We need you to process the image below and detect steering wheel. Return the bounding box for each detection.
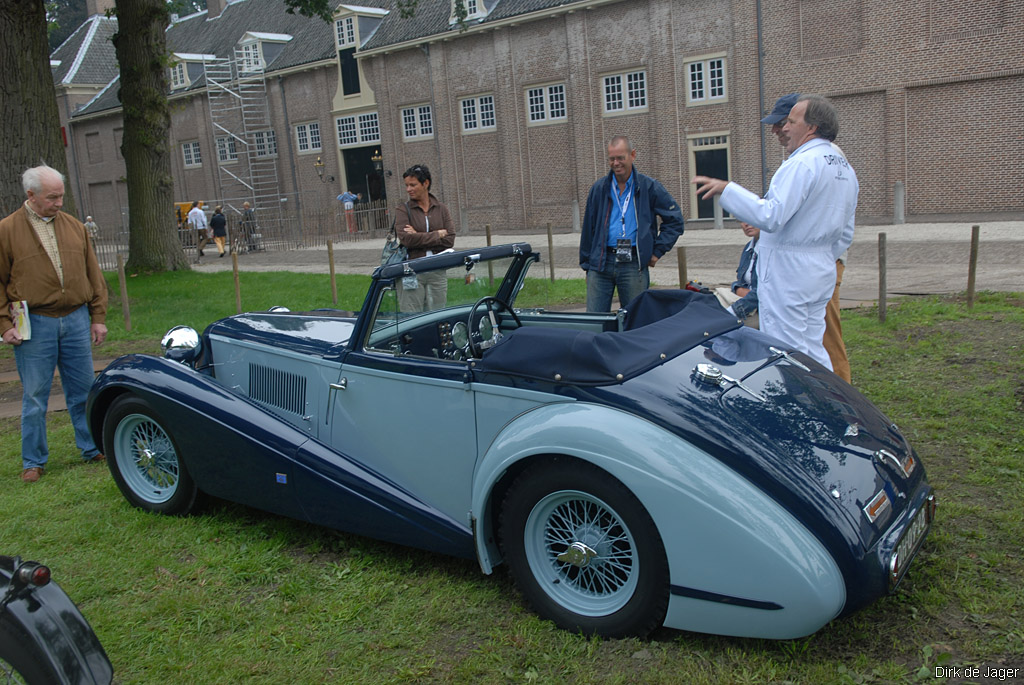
[467,296,521,358]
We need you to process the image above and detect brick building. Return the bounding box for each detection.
[54,0,1024,239]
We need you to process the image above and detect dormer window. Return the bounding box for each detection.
[170,62,187,89]
[236,33,293,73]
[451,0,487,24]
[336,16,356,48]
[240,42,262,72]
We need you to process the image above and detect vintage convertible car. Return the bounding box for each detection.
[86,243,933,639]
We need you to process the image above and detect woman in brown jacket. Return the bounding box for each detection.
[394,165,455,312]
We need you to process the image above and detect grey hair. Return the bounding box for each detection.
[797,94,839,142]
[23,165,65,194]
[607,135,634,152]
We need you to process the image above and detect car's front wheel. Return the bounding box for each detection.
[500,459,669,637]
[103,394,199,515]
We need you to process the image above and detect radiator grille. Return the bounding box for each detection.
[248,363,306,415]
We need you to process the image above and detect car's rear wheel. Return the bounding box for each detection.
[500,459,669,637]
[103,394,199,515]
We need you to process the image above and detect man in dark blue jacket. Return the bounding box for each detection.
[579,136,684,312]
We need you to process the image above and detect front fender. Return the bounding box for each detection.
[471,402,847,639]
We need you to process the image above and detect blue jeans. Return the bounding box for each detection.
[14,306,100,469]
[585,254,650,312]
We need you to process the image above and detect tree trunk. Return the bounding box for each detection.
[0,0,78,218]
[113,0,189,271]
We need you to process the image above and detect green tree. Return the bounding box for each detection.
[46,0,87,52]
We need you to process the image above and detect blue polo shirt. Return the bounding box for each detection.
[607,170,638,247]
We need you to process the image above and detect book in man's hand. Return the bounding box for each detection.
[9,301,31,340]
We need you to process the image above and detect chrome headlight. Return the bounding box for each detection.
[161,325,200,364]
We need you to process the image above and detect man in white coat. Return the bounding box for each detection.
[692,95,858,370]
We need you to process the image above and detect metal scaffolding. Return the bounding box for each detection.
[204,49,285,248]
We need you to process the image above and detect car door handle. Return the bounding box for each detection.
[330,378,347,391]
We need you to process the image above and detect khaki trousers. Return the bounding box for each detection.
[823,260,851,382]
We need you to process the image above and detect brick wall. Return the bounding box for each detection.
[64,0,1023,238]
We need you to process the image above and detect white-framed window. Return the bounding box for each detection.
[240,42,262,72]
[336,112,380,148]
[335,16,356,48]
[253,129,277,157]
[216,136,238,163]
[526,84,566,123]
[460,95,495,132]
[603,70,647,114]
[182,141,202,168]
[295,122,322,153]
[451,0,486,23]
[170,62,187,89]
[358,112,380,142]
[401,105,434,140]
[687,57,727,104]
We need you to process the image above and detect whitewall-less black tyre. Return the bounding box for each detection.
[103,395,199,515]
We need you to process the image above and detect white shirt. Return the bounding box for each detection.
[188,206,208,230]
[720,137,857,259]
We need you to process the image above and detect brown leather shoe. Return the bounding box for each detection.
[86,453,106,463]
[21,467,44,483]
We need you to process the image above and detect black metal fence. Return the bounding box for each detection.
[91,197,392,271]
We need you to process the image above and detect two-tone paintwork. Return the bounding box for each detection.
[86,243,932,639]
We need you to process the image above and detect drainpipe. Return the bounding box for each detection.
[420,44,445,202]
[278,76,301,220]
[756,0,767,194]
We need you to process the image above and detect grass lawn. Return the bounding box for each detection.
[1,273,1021,684]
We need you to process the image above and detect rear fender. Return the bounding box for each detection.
[1,558,113,684]
[471,402,846,638]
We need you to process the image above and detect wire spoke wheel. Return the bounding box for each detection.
[526,490,639,615]
[114,413,180,503]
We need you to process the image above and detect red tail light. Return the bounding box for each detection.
[15,563,51,587]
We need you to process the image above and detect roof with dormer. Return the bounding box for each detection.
[50,14,119,87]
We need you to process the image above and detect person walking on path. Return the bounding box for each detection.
[694,95,858,370]
[0,165,108,483]
[210,206,227,257]
[188,200,210,260]
[579,135,684,312]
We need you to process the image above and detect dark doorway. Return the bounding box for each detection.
[694,148,728,219]
[341,146,387,202]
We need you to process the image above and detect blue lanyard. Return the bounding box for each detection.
[611,174,633,236]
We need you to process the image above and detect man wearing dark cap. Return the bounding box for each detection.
[760,93,852,382]
[693,95,858,372]
[760,92,800,147]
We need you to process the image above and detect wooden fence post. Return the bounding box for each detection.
[547,223,555,282]
[485,224,494,285]
[967,225,980,310]
[233,252,242,314]
[116,254,131,332]
[327,240,338,305]
[878,232,887,323]
[676,246,687,288]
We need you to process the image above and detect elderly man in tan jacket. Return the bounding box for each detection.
[0,165,108,482]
